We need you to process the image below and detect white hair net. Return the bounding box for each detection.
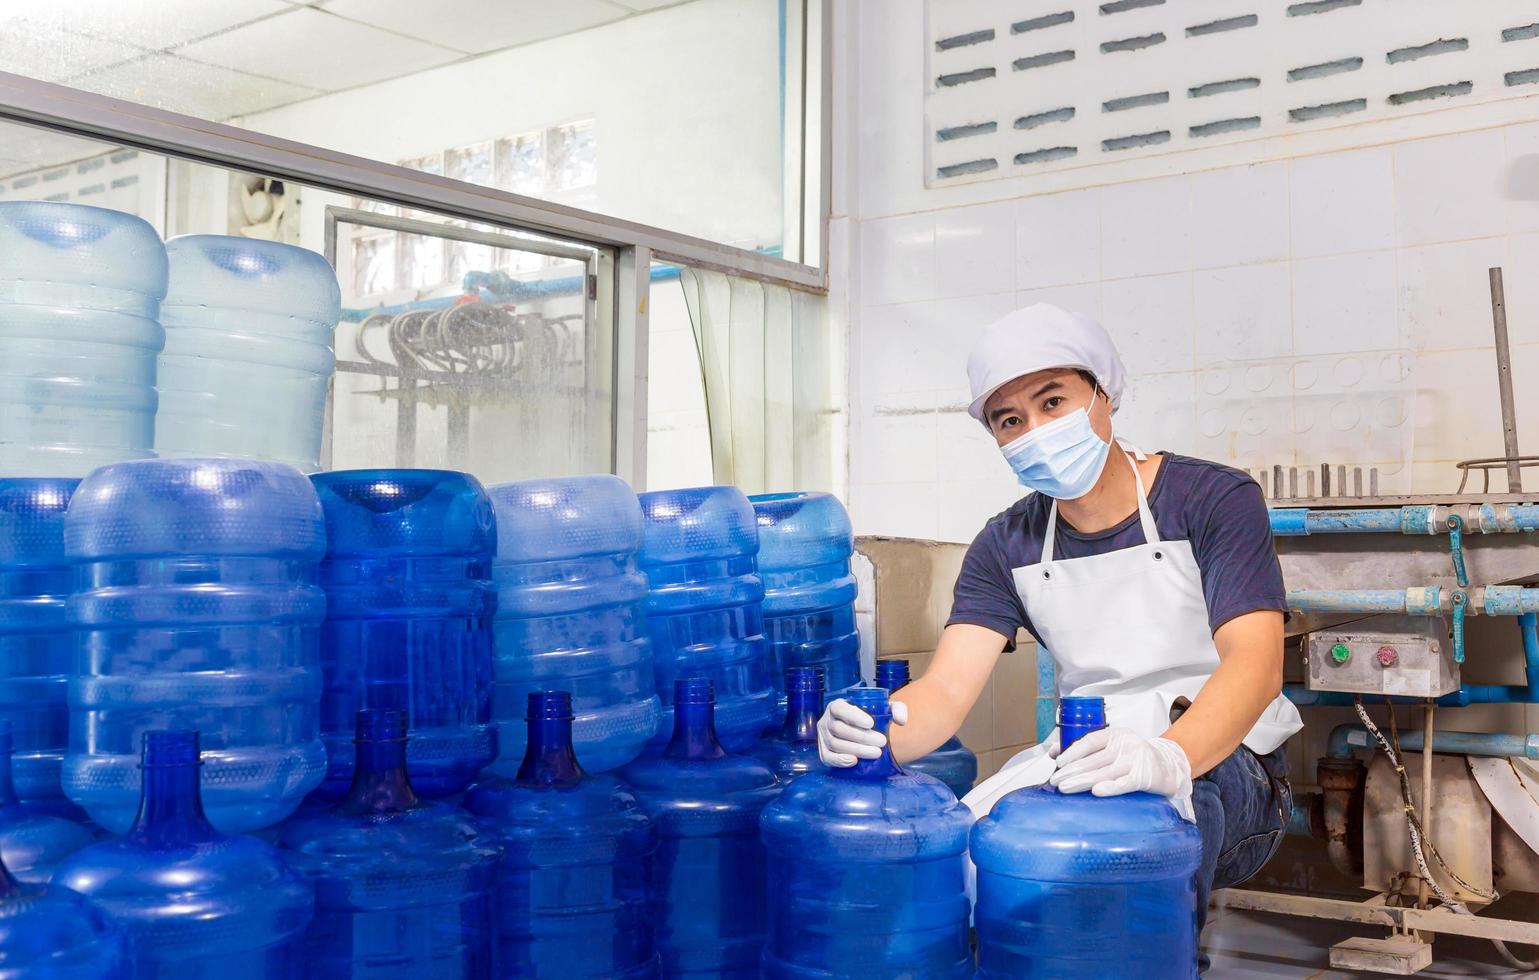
[965,304,1127,426]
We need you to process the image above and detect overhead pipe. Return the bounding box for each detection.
[1286,585,1539,616]
[1270,504,1539,536]
[1326,725,1539,761]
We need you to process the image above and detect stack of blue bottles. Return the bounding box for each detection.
[0,721,93,884]
[486,476,659,775]
[0,477,76,803]
[156,236,340,472]
[279,709,496,978]
[971,696,1204,979]
[0,843,130,978]
[63,458,329,833]
[749,666,827,784]
[761,687,973,979]
[54,730,316,978]
[749,492,862,708]
[310,469,497,800]
[622,677,781,978]
[638,487,775,752]
[0,201,166,477]
[875,659,977,798]
[465,691,657,978]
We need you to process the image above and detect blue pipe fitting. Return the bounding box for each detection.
[1446,514,1468,588]
[1270,509,1308,537]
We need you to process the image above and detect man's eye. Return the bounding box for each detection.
[1043,397,1064,410]
[1001,416,1020,428]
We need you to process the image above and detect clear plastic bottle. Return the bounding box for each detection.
[971,694,1204,979]
[155,236,340,472]
[875,659,977,798]
[54,730,316,979]
[761,687,973,979]
[748,667,827,784]
[621,678,781,978]
[748,493,861,713]
[310,469,497,800]
[464,691,657,978]
[278,709,497,978]
[0,842,130,979]
[0,477,76,802]
[62,458,329,833]
[0,202,166,477]
[638,487,775,753]
[0,722,93,885]
[486,476,659,775]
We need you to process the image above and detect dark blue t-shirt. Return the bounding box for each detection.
[947,453,1285,647]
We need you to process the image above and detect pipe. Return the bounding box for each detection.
[1326,725,1539,760]
[1268,504,1539,536]
[1286,585,1539,616]
[1317,758,1365,876]
[1285,612,1539,707]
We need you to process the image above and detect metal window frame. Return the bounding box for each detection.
[0,0,831,489]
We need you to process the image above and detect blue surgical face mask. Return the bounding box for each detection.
[999,395,1111,499]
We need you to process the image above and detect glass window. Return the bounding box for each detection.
[0,116,615,484]
[1,0,810,260]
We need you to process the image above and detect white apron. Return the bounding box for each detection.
[961,447,1303,821]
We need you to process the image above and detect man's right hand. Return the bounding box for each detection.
[816,697,909,767]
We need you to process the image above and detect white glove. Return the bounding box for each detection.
[816,698,909,767]
[1048,726,1192,800]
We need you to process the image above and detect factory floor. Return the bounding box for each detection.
[1201,894,1539,977]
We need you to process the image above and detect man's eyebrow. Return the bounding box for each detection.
[1028,379,1065,400]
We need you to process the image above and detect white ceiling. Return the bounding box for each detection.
[0,0,699,124]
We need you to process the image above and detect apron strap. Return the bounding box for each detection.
[1042,445,1161,564]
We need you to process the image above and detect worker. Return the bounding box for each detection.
[817,303,1302,968]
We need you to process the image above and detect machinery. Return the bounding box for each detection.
[1219,269,1539,975]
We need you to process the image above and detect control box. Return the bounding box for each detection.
[1305,615,1458,697]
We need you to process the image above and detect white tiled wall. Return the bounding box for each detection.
[838,0,1539,544]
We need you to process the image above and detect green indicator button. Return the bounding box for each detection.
[1330,643,1352,665]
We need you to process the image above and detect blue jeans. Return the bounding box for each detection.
[1193,743,1292,972]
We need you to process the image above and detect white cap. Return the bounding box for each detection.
[966,304,1126,426]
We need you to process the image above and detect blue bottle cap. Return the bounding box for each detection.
[525,691,575,721]
[140,731,200,768]
[673,677,716,705]
[354,708,408,743]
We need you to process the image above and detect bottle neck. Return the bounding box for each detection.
[129,761,219,847]
[781,689,821,743]
[666,700,727,760]
[834,712,902,781]
[340,735,419,815]
[516,715,584,788]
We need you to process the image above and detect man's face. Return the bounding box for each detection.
[982,368,1108,448]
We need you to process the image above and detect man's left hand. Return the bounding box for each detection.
[1049,726,1193,800]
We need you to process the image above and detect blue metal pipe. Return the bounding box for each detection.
[1287,588,1444,615]
[1326,724,1539,760]
[1269,504,1539,536]
[1284,613,1539,707]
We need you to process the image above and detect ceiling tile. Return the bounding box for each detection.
[177,7,461,91]
[73,54,321,120]
[11,0,289,50]
[0,20,144,82]
[323,0,629,56]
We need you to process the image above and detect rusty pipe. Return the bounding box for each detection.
[1318,756,1366,877]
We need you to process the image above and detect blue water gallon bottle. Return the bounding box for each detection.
[0,721,93,884]
[0,202,166,477]
[749,666,827,783]
[279,709,496,978]
[0,477,76,802]
[54,730,316,979]
[0,843,130,979]
[875,659,977,798]
[486,476,659,775]
[156,236,339,472]
[310,469,497,800]
[464,691,657,978]
[749,492,861,712]
[761,687,972,979]
[62,458,329,834]
[971,694,1204,979]
[621,677,781,977]
[638,487,775,753]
